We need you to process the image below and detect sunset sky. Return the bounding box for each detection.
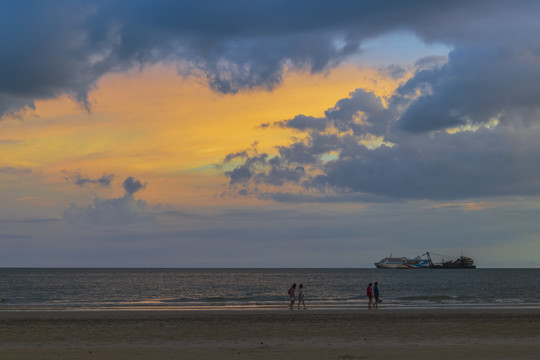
[1,0,540,267]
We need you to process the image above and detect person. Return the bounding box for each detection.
[288,283,296,310]
[373,282,379,309]
[366,283,373,309]
[297,284,306,310]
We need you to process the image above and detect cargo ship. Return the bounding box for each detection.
[375,252,476,269]
[426,252,476,269]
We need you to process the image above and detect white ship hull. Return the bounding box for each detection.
[374,256,431,269]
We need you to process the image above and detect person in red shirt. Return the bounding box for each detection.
[366,283,374,309]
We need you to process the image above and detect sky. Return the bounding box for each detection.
[1,0,540,268]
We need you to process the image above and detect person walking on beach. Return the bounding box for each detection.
[366,283,374,309]
[297,284,306,310]
[288,283,296,310]
[373,282,379,309]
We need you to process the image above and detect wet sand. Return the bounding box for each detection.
[1,308,539,359]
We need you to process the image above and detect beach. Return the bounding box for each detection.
[1,308,538,359]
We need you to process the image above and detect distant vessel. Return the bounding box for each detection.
[374,254,431,269]
[426,252,476,269]
[375,252,476,269]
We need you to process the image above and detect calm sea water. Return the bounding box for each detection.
[0,268,538,311]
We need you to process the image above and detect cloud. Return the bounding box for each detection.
[63,194,155,226]
[65,172,114,187]
[0,166,33,175]
[222,77,540,202]
[212,1,540,202]
[274,115,328,132]
[396,46,540,133]
[223,150,250,164]
[123,176,146,195]
[63,176,152,225]
[3,1,539,119]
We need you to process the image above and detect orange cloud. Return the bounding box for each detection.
[2,63,404,206]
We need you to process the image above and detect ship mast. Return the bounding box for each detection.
[424,252,435,267]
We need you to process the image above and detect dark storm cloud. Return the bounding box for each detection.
[3,1,538,118]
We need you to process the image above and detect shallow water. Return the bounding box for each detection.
[0,268,538,310]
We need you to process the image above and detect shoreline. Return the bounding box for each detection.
[2,306,540,316]
[1,308,539,359]
[1,303,540,313]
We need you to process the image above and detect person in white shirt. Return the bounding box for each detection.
[288,283,296,310]
[297,283,306,310]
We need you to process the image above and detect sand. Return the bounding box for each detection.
[1,308,539,359]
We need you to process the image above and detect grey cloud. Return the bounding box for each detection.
[63,194,155,226]
[313,127,537,200]
[274,115,328,132]
[325,89,386,134]
[0,166,33,175]
[238,189,249,196]
[414,55,448,70]
[396,45,540,133]
[63,176,181,226]
[3,1,539,118]
[223,150,249,164]
[223,64,540,202]
[68,172,114,187]
[251,190,386,203]
[0,0,361,117]
[22,218,62,224]
[122,177,146,195]
[254,164,306,187]
[226,166,253,185]
[378,64,408,80]
[225,154,269,185]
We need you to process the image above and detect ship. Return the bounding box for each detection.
[374,252,476,269]
[374,254,431,269]
[426,252,476,269]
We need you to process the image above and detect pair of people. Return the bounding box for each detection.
[366,282,380,309]
[288,283,306,310]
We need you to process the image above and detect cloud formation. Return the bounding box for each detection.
[223,66,540,202]
[122,177,146,195]
[0,167,33,175]
[3,1,539,119]
[63,176,152,225]
[65,172,114,187]
[63,195,155,226]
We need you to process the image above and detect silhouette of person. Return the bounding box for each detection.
[373,282,379,309]
[366,283,373,309]
[288,283,296,310]
[297,284,306,310]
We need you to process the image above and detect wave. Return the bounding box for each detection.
[398,295,457,301]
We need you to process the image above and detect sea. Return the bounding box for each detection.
[0,268,538,311]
